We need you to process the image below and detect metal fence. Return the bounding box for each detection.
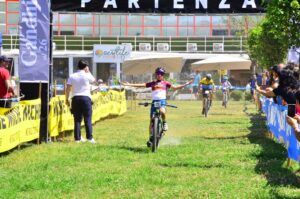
[2,35,248,53]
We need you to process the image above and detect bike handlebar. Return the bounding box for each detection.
[138,102,178,108]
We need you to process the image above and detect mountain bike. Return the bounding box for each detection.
[138,101,177,152]
[222,89,229,108]
[202,90,211,117]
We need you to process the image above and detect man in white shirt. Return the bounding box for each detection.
[65,59,98,143]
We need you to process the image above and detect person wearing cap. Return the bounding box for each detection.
[0,55,14,108]
[65,59,98,144]
[121,67,192,147]
[199,73,215,114]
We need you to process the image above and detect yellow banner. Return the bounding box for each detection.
[49,90,127,137]
[0,99,41,153]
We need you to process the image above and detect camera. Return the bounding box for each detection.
[288,104,296,117]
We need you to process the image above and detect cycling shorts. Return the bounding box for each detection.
[202,85,213,90]
[150,99,166,117]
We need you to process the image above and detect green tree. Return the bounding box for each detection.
[248,0,300,68]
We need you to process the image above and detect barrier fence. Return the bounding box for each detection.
[261,97,300,163]
[0,89,127,153]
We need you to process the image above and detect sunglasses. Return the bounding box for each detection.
[156,72,164,76]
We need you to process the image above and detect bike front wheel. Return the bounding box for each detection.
[204,97,209,117]
[151,117,160,152]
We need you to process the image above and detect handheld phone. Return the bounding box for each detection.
[288,104,296,117]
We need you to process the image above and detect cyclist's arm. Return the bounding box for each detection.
[171,80,193,90]
[120,82,146,87]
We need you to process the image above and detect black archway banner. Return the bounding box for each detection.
[51,0,265,13]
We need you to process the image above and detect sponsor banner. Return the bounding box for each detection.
[19,0,50,82]
[0,99,41,153]
[262,97,300,162]
[51,0,265,13]
[49,90,127,137]
[93,45,131,63]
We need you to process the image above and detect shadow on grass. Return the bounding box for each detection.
[159,162,223,169]
[115,145,150,154]
[0,141,36,157]
[243,104,300,191]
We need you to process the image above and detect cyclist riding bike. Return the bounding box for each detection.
[199,74,215,114]
[221,75,232,106]
[121,67,192,146]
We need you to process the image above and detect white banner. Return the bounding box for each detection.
[93,44,131,63]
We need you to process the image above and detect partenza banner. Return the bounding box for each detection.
[51,0,264,13]
[19,0,50,82]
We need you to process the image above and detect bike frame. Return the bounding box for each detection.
[222,89,229,108]
[138,101,177,152]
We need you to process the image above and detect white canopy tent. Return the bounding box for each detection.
[191,55,251,71]
[122,53,184,75]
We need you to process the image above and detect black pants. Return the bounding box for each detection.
[71,96,93,141]
[0,100,12,108]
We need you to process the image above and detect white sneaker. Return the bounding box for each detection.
[87,138,96,144]
[162,122,168,131]
[80,137,86,142]
[75,140,81,143]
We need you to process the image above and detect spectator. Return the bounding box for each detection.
[249,74,257,102]
[0,55,14,108]
[65,59,98,143]
[287,87,300,142]
[192,70,201,99]
[256,68,298,106]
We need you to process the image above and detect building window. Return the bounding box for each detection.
[128,15,142,26]
[195,28,210,36]
[162,27,176,37]
[7,2,19,12]
[0,2,5,12]
[144,27,160,36]
[76,27,93,36]
[0,13,5,24]
[144,15,160,26]
[76,14,93,26]
[212,29,228,36]
[59,14,74,25]
[195,16,210,26]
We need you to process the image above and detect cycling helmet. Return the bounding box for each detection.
[223,76,228,80]
[206,73,212,80]
[155,67,166,75]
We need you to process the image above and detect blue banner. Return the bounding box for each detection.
[262,97,300,162]
[19,0,50,82]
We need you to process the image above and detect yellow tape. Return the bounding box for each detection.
[0,99,41,153]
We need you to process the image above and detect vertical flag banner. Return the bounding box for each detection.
[19,0,50,82]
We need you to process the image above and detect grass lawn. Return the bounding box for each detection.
[0,100,300,198]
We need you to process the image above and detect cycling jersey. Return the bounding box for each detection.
[145,80,172,100]
[199,78,214,90]
[222,80,232,90]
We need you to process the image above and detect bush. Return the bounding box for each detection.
[230,90,244,101]
[244,91,252,101]
[214,90,223,101]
